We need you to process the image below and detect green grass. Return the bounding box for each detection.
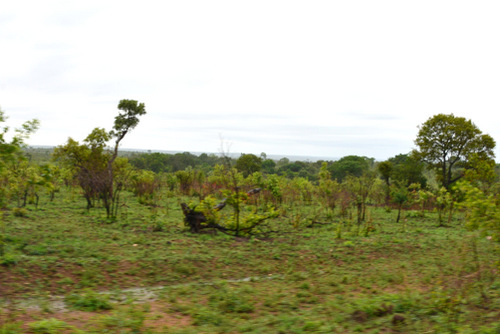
[0,188,499,333]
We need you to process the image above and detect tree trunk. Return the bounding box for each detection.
[447,206,454,225]
[396,204,402,223]
[181,188,261,234]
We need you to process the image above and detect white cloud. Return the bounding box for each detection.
[1,0,499,160]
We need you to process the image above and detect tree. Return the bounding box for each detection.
[328,155,373,182]
[377,161,393,187]
[457,180,500,241]
[343,171,378,225]
[0,108,39,257]
[391,182,410,224]
[318,162,340,213]
[235,153,262,177]
[54,99,146,219]
[389,154,427,188]
[413,114,495,189]
[377,160,393,204]
[261,159,276,174]
[0,108,40,207]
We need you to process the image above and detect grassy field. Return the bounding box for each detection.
[1,188,499,333]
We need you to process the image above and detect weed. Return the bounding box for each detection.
[1,188,499,333]
[11,208,28,218]
[0,322,23,334]
[209,287,255,313]
[28,318,69,334]
[0,254,19,267]
[191,307,225,326]
[64,289,113,311]
[96,305,149,333]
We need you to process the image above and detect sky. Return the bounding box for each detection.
[1,0,499,161]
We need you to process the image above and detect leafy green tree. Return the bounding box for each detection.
[5,159,44,208]
[235,153,262,177]
[265,174,283,205]
[129,151,222,173]
[413,114,495,189]
[389,154,427,188]
[261,159,276,174]
[377,161,393,187]
[182,149,277,237]
[318,162,340,213]
[328,155,373,182]
[434,187,461,227]
[463,152,497,191]
[377,160,393,204]
[277,160,318,180]
[175,167,205,196]
[0,108,39,258]
[0,108,39,207]
[54,129,111,210]
[54,100,146,219]
[343,171,378,225]
[391,182,410,224]
[457,180,500,241]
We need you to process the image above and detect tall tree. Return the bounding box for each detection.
[377,161,393,187]
[0,108,39,207]
[328,155,373,182]
[389,154,427,188]
[54,99,146,218]
[413,114,495,189]
[235,153,262,177]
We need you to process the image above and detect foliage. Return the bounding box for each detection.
[277,160,319,180]
[388,154,427,188]
[0,108,39,207]
[391,183,410,223]
[413,113,496,189]
[175,167,204,196]
[435,187,455,226]
[28,318,69,334]
[0,321,23,334]
[343,171,379,224]
[53,99,145,218]
[235,153,262,177]
[463,152,497,190]
[183,162,279,236]
[318,162,341,212]
[130,169,161,203]
[377,160,392,187]
[129,151,223,173]
[457,181,500,241]
[328,155,373,182]
[96,305,148,333]
[261,158,277,174]
[1,185,500,333]
[3,106,500,333]
[65,289,113,311]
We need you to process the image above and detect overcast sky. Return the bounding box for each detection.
[1,1,499,161]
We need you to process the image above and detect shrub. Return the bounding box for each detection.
[28,318,69,334]
[64,289,113,311]
[0,253,19,266]
[12,208,27,218]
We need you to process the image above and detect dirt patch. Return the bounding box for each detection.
[144,301,192,331]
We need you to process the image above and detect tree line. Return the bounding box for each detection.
[0,101,498,241]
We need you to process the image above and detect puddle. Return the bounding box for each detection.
[0,274,280,313]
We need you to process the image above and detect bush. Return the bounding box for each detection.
[28,318,69,334]
[0,322,23,334]
[0,254,19,267]
[12,208,27,218]
[64,289,113,311]
[97,306,147,333]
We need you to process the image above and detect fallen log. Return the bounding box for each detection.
[181,188,261,233]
